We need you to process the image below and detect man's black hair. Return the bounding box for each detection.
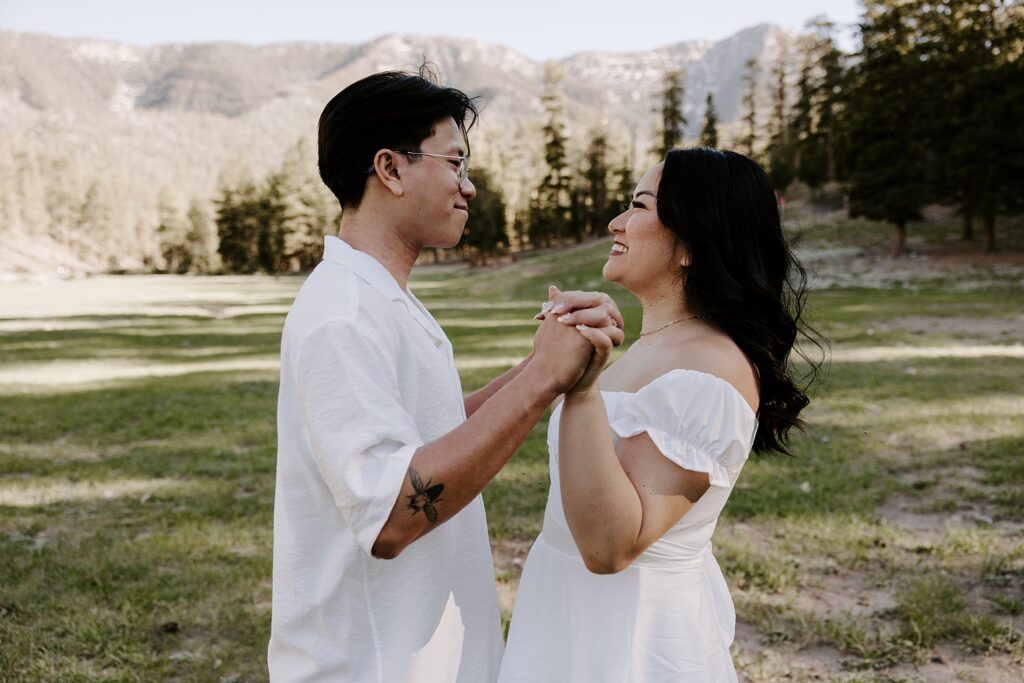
[318,65,479,209]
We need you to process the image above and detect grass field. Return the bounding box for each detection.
[1,213,1022,682]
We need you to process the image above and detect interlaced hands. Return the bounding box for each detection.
[536,285,623,394]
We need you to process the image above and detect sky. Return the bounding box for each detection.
[0,0,862,60]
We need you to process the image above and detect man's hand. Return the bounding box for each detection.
[537,285,625,347]
[529,310,594,395]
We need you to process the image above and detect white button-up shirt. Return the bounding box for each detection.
[269,237,504,682]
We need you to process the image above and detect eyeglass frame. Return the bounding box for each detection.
[365,151,471,184]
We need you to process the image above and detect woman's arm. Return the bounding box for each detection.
[557,327,710,574]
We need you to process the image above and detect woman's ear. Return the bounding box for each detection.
[677,243,691,268]
[371,149,404,197]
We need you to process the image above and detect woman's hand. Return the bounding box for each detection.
[537,286,624,341]
[567,324,615,394]
[535,285,624,395]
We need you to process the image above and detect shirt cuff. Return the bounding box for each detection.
[355,442,421,556]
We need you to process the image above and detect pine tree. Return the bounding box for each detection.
[583,130,613,236]
[255,175,287,274]
[15,146,48,238]
[740,58,760,158]
[790,36,826,189]
[767,48,796,193]
[0,138,22,235]
[609,155,636,218]
[531,63,571,248]
[272,137,336,271]
[215,160,261,273]
[186,198,219,273]
[699,93,719,148]
[924,0,1022,252]
[156,186,191,273]
[846,0,930,256]
[653,69,686,158]
[811,18,848,184]
[461,168,508,265]
[78,179,118,263]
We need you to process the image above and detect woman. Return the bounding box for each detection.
[498,148,820,682]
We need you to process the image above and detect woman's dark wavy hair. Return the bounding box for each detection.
[318,64,479,209]
[658,147,825,456]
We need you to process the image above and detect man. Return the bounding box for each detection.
[268,68,623,682]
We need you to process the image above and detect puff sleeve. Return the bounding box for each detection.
[607,370,757,488]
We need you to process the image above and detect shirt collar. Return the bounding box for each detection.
[323,236,407,302]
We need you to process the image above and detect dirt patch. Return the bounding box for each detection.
[880,315,1024,342]
[734,620,849,682]
[491,538,533,577]
[886,650,1024,683]
[790,570,899,620]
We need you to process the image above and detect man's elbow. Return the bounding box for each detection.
[370,526,408,560]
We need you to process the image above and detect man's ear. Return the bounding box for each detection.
[371,150,404,197]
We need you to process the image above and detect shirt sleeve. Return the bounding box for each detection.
[295,319,422,555]
[607,370,756,488]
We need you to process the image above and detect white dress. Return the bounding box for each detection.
[498,369,758,683]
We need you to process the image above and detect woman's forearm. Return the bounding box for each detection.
[558,389,643,573]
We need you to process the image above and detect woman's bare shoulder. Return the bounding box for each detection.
[651,328,759,412]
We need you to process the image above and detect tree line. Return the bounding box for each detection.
[737,0,1022,254]
[184,0,1024,274]
[1,0,1018,273]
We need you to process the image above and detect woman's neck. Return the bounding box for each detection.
[637,287,695,336]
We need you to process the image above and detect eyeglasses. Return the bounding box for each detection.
[366,151,471,184]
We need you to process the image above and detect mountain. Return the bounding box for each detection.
[0,26,794,274]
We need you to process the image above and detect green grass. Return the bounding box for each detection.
[2,220,1023,680]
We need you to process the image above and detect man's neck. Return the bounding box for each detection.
[338,215,420,290]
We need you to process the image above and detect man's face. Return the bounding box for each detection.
[399,116,476,249]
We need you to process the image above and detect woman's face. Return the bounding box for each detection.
[601,163,687,295]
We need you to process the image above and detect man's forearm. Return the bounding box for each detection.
[372,361,557,558]
[463,353,534,417]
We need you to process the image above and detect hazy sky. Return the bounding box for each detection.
[0,0,862,59]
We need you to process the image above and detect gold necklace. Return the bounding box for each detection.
[639,314,706,337]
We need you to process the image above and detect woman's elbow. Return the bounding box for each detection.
[581,550,632,575]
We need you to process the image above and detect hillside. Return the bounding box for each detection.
[0,26,793,276]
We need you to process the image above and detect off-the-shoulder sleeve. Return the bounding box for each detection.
[607,370,757,488]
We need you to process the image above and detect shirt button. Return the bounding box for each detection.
[434,339,443,348]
